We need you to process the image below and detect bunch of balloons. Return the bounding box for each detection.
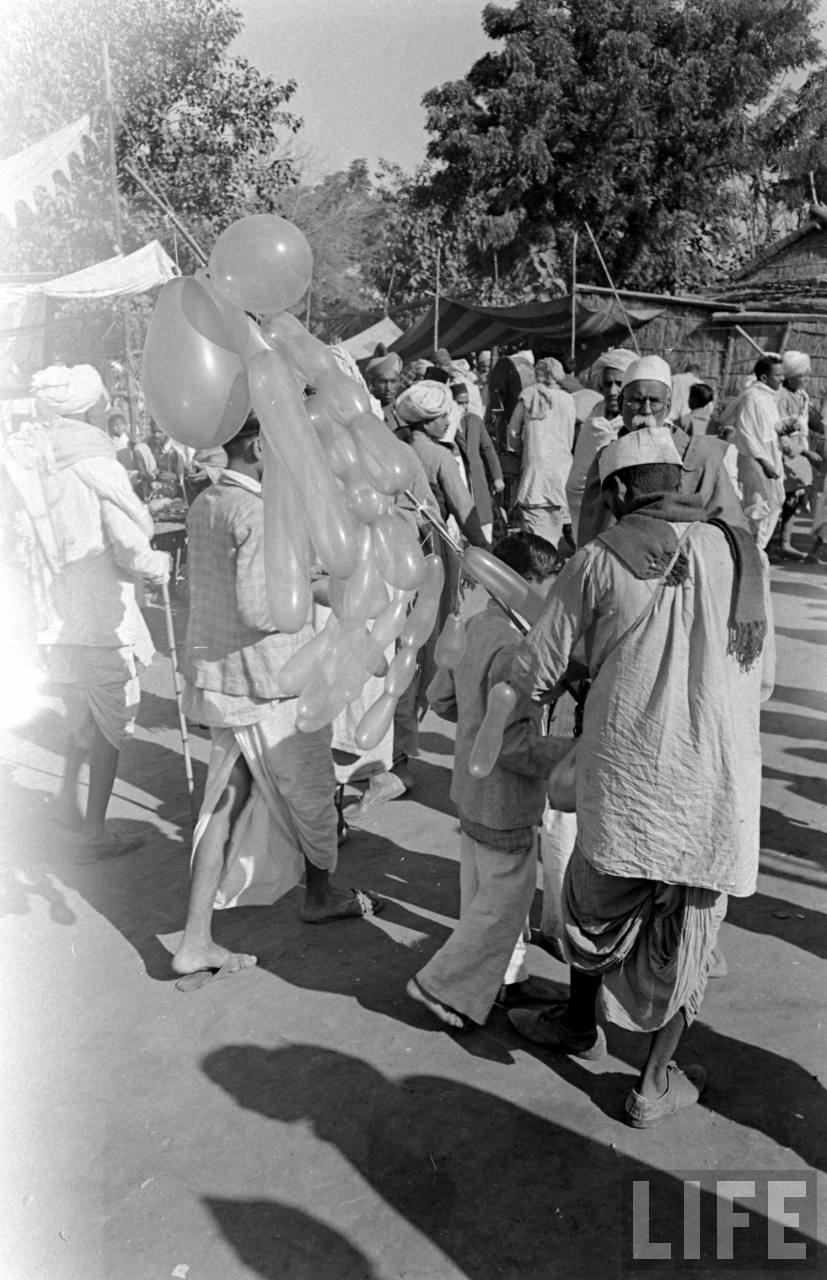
[141,213,446,746]
[142,212,552,746]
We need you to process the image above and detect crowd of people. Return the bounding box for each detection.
[5,327,816,1127]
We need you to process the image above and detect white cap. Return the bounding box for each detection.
[598,426,684,484]
[620,355,672,391]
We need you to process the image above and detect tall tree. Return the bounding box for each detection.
[418,0,823,293]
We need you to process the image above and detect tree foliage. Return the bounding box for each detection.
[411,0,823,294]
[0,0,302,367]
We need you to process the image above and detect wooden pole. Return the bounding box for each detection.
[570,231,578,363]
[734,323,764,355]
[584,221,640,354]
[160,581,196,826]
[122,161,208,265]
[433,238,441,351]
[102,40,135,432]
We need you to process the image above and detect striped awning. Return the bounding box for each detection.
[390,294,663,362]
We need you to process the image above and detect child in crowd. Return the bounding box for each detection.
[406,531,566,1029]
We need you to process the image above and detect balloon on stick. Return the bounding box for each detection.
[372,511,426,590]
[142,277,250,448]
[348,412,416,495]
[209,214,313,315]
[434,613,467,669]
[462,547,547,625]
[468,682,518,779]
[249,348,358,579]
[354,691,397,751]
[262,440,312,633]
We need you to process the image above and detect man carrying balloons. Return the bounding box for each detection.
[172,415,384,990]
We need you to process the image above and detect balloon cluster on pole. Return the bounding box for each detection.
[141,212,550,747]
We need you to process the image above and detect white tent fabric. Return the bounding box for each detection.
[340,315,403,360]
[32,240,179,299]
[0,116,93,228]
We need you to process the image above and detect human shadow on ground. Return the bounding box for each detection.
[760,805,825,862]
[202,1043,823,1280]
[725,889,826,961]
[417,729,455,756]
[769,579,827,601]
[204,1199,379,1280]
[760,709,826,741]
[768,685,827,715]
[774,627,826,646]
[762,763,827,806]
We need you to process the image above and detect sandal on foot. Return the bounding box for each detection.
[707,947,728,979]
[406,977,471,1030]
[508,1001,607,1060]
[303,889,384,924]
[625,1062,707,1128]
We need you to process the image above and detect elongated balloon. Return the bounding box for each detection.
[354,691,397,752]
[384,645,418,699]
[311,369,372,424]
[462,547,546,625]
[278,617,339,695]
[262,312,342,384]
[348,412,415,496]
[399,554,445,650]
[434,613,467,669]
[249,348,358,578]
[468,682,518,779]
[262,441,312,633]
[372,511,426,590]
[209,214,313,315]
[193,270,272,366]
[142,277,250,448]
[344,526,389,624]
[370,589,415,652]
[305,396,363,483]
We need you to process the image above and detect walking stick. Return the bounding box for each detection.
[160,580,196,826]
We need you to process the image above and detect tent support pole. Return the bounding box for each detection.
[570,231,578,363]
[122,162,208,266]
[102,40,135,431]
[584,222,640,354]
[433,239,441,351]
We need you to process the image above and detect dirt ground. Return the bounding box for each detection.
[1,531,825,1280]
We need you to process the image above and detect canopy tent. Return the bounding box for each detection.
[389,294,663,363]
[0,115,93,228]
[27,240,179,299]
[339,315,403,361]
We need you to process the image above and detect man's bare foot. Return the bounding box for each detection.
[74,831,145,863]
[354,770,406,816]
[301,885,384,923]
[171,941,257,977]
[406,977,470,1029]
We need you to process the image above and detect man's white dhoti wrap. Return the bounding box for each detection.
[189,696,337,910]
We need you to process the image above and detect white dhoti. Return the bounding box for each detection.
[191,698,337,909]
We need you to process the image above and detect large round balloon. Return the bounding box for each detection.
[142,277,250,448]
[209,214,313,315]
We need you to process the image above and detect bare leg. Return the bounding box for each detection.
[638,1010,687,1099]
[58,735,86,827]
[172,755,257,975]
[81,723,120,840]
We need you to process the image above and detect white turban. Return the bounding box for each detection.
[513,349,535,366]
[621,355,673,391]
[32,364,107,418]
[535,356,564,383]
[395,380,454,423]
[598,426,684,484]
[783,350,811,377]
[593,347,638,386]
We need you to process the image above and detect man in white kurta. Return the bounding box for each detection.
[508,427,773,1127]
[565,347,637,541]
[733,354,785,548]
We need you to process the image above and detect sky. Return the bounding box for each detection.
[233,0,827,181]
[231,0,497,177]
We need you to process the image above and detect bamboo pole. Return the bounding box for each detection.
[122,160,208,266]
[734,324,765,355]
[570,231,578,363]
[584,222,640,354]
[102,40,135,432]
[433,237,442,351]
[160,582,196,826]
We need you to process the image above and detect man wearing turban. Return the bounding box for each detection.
[365,353,404,436]
[774,350,819,560]
[577,354,747,546]
[733,353,787,550]
[507,357,576,549]
[31,364,170,859]
[566,347,637,540]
